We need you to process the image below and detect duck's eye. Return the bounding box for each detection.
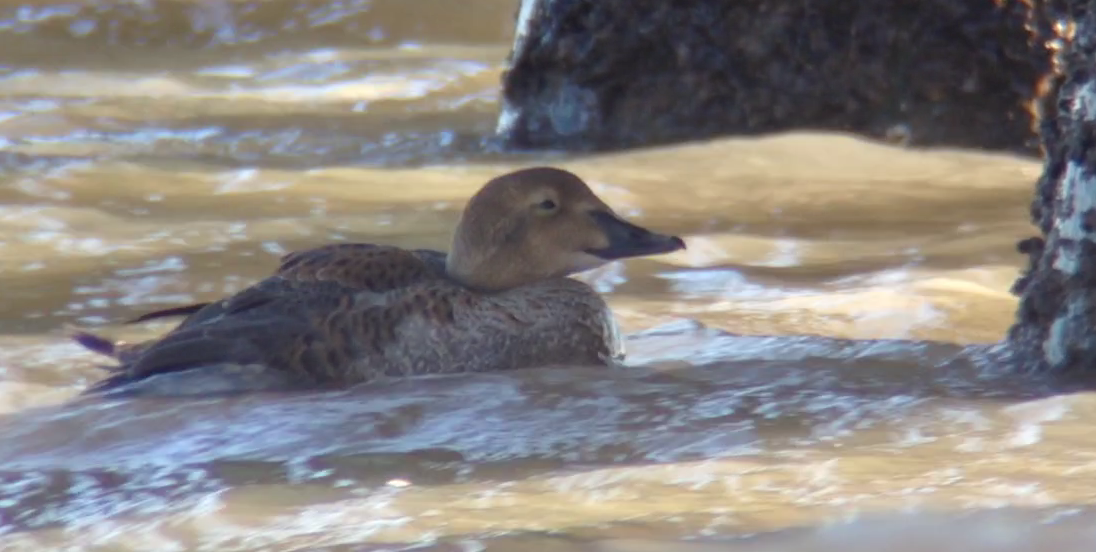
[536,199,558,212]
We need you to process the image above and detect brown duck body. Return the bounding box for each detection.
[82,244,621,396]
[74,167,683,397]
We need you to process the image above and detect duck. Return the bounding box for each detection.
[71,167,686,397]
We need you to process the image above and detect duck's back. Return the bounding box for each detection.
[86,243,621,397]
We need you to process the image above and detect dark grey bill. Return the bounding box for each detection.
[584,210,686,260]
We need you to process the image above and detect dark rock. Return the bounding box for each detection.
[1008,0,1096,374]
[497,0,1052,155]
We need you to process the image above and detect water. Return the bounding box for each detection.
[2,0,1093,550]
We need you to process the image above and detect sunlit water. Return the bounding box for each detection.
[2,1,1094,550]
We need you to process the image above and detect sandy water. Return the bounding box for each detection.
[3,1,1095,550]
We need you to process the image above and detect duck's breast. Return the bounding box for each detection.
[366,278,619,378]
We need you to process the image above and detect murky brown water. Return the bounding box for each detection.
[1,1,1094,550]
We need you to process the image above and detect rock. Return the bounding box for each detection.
[496,0,1052,155]
[1008,0,1096,374]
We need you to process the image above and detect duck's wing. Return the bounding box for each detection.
[77,244,451,395]
[125,303,211,324]
[121,244,449,326]
[274,243,447,290]
[82,279,352,395]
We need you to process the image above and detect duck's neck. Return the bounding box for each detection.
[445,250,518,292]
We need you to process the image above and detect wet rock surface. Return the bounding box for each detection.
[496,0,1052,155]
[1009,0,1096,375]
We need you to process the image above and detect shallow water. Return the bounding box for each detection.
[1,0,1093,550]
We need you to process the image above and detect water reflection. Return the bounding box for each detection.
[0,0,1084,550]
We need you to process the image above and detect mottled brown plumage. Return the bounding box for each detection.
[73,167,686,397]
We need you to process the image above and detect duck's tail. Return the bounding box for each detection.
[65,324,151,372]
[67,303,208,369]
[70,329,118,358]
[65,326,151,394]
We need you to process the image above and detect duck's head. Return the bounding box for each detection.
[447,167,686,291]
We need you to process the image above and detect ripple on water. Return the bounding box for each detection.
[0,0,1074,545]
[0,328,1090,547]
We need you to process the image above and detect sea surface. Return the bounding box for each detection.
[2,1,1092,551]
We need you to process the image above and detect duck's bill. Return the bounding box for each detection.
[584,210,687,260]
